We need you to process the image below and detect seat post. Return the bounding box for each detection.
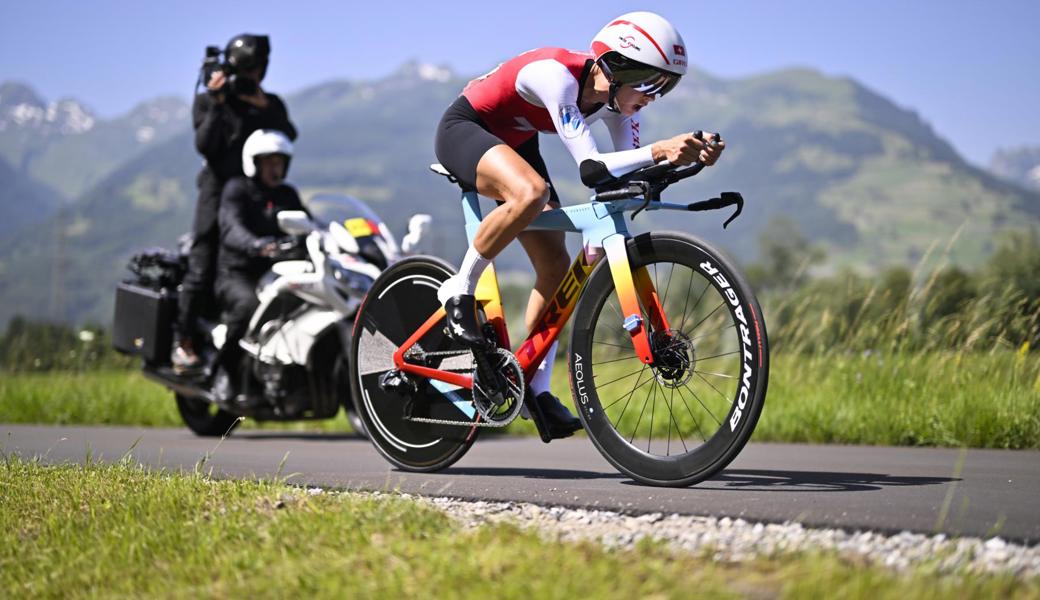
[461,191,482,246]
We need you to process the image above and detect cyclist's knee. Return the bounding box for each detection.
[511,178,549,220]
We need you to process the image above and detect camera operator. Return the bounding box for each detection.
[175,33,298,371]
[213,129,308,404]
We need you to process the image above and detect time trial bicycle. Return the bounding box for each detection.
[350,139,768,487]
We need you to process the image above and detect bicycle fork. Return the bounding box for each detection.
[602,234,670,365]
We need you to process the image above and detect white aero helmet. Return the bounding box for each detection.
[591,11,687,103]
[242,128,293,178]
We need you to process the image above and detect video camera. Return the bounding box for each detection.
[198,34,270,97]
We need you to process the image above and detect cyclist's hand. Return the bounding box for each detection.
[697,132,725,166]
[651,133,702,166]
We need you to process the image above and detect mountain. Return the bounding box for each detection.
[990,146,1040,191]
[0,82,190,200]
[641,67,1040,267]
[0,156,64,236]
[0,82,95,137]
[1,62,1038,326]
[0,130,199,325]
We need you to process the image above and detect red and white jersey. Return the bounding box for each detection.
[462,47,656,178]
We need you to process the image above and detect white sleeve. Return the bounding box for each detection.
[601,109,642,152]
[516,59,655,181]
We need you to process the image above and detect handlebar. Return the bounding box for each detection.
[593,130,721,196]
[591,131,742,227]
[268,236,307,261]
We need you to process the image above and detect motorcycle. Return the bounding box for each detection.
[113,194,431,437]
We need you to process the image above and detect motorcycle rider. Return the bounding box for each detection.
[213,129,308,404]
[433,12,724,438]
[175,33,298,371]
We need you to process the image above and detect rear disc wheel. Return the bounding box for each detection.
[350,256,479,472]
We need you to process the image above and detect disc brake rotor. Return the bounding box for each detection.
[650,329,694,388]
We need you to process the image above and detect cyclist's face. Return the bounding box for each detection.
[615,86,657,117]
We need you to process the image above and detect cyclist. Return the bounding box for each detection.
[433,11,724,437]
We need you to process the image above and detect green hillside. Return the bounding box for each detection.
[0,157,64,237]
[1,63,1037,326]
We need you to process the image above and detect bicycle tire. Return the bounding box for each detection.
[350,256,479,472]
[569,231,768,487]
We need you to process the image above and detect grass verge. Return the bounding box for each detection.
[1,457,1036,599]
[2,348,1038,449]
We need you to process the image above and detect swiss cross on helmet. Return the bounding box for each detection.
[591,12,687,109]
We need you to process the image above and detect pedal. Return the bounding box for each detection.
[378,369,417,396]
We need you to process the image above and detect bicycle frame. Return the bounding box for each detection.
[391,191,693,389]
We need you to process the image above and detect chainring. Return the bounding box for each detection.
[471,348,525,426]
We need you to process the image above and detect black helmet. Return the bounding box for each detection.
[225,34,271,77]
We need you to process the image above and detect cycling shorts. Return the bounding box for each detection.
[434,96,559,204]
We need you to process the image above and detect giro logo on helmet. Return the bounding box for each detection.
[618,36,641,51]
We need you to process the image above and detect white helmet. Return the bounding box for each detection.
[242,128,293,178]
[591,12,687,100]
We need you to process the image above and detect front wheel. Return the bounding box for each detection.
[569,232,769,487]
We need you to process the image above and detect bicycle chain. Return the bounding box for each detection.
[404,416,511,428]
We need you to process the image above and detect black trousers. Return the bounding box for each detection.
[216,271,260,373]
[177,168,225,343]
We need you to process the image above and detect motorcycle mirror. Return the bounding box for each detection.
[277,211,316,235]
[401,213,432,254]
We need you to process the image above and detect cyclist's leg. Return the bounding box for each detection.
[470,146,549,258]
[512,141,580,435]
[517,220,581,436]
[433,98,549,347]
[443,146,548,348]
[512,135,568,332]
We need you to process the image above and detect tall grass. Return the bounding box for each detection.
[583,351,1040,450]
[0,370,179,426]
[2,353,1036,449]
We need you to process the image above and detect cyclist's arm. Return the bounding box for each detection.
[516,60,655,186]
[601,110,643,152]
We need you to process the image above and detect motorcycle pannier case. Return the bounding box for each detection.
[112,283,175,363]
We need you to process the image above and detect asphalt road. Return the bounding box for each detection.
[3,424,1038,543]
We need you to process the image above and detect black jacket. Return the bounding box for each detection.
[217,176,309,278]
[193,92,297,182]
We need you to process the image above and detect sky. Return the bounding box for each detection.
[1,0,1038,166]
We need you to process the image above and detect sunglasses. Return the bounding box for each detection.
[602,61,681,98]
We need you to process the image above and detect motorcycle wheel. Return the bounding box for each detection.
[175,394,241,437]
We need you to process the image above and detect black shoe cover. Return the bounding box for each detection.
[444,294,492,350]
[536,391,582,439]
